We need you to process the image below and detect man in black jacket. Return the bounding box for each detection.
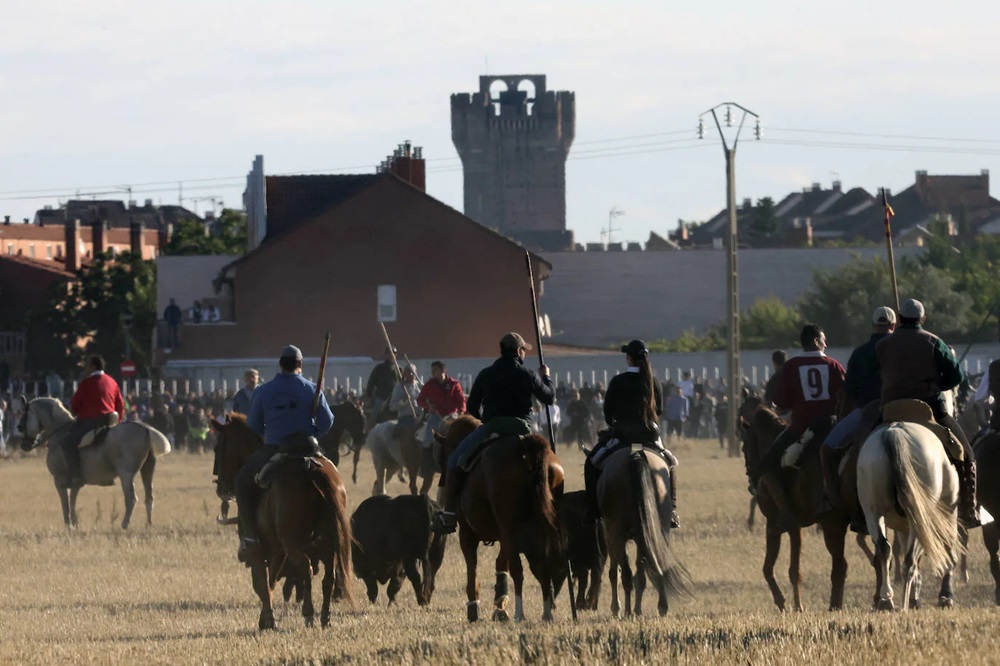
[364,347,398,423]
[432,332,553,534]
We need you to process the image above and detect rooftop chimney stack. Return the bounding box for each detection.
[386,139,426,191]
[65,219,80,272]
[129,220,144,257]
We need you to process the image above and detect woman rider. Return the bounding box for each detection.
[583,339,680,528]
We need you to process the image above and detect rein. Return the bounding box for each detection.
[23,407,73,451]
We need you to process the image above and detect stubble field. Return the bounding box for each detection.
[1,437,998,665]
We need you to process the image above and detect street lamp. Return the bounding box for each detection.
[698,103,761,456]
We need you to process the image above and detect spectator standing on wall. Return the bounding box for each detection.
[164,298,183,347]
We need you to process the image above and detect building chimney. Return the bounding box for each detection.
[129,220,144,257]
[387,140,426,191]
[158,222,173,254]
[65,219,80,272]
[92,218,106,256]
[3,215,9,226]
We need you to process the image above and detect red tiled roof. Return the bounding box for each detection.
[0,252,75,277]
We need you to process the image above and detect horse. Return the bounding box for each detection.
[857,421,961,611]
[975,429,1000,605]
[597,446,688,617]
[739,392,870,611]
[437,414,567,622]
[18,397,170,529]
[319,400,367,481]
[365,415,428,496]
[211,415,353,630]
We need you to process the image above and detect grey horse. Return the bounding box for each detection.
[18,397,171,529]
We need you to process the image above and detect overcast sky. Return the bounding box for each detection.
[2,0,998,243]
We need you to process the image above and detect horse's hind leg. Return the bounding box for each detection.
[873,521,894,611]
[252,563,275,631]
[288,550,315,626]
[632,558,646,616]
[763,525,786,611]
[984,522,1000,606]
[140,454,156,526]
[54,483,72,529]
[460,527,481,622]
[118,470,138,529]
[822,520,849,611]
[69,486,81,528]
[788,527,804,612]
[493,545,512,622]
[620,551,634,617]
[959,525,969,583]
[937,565,954,608]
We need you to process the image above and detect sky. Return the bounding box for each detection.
[2,0,999,244]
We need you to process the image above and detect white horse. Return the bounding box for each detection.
[366,417,426,496]
[857,421,960,611]
[18,397,171,529]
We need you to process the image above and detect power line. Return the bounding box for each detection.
[761,137,1000,156]
[768,126,1000,145]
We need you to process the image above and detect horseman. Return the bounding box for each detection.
[757,324,845,527]
[583,339,680,528]
[876,298,980,527]
[235,345,334,560]
[364,347,398,422]
[64,356,125,488]
[432,332,553,534]
[416,361,466,449]
[820,306,896,509]
[389,364,421,420]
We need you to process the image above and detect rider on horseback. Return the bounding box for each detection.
[583,339,680,528]
[64,356,124,488]
[876,298,980,528]
[235,345,335,561]
[757,324,845,528]
[820,306,896,515]
[432,332,553,534]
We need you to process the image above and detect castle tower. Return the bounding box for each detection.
[451,75,575,251]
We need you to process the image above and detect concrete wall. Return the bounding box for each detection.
[539,247,924,347]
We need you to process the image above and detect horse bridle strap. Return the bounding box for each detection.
[25,417,73,451]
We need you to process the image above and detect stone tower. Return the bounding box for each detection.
[451,75,575,251]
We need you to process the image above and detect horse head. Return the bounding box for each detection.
[211,414,261,498]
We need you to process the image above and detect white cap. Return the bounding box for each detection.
[899,299,925,320]
[872,306,897,326]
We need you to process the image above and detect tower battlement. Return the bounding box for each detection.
[450,74,575,251]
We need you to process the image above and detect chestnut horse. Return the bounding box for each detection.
[739,393,867,611]
[437,415,567,622]
[976,431,1000,605]
[212,415,353,630]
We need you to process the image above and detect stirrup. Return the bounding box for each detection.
[431,511,458,534]
[670,510,681,529]
[238,537,261,563]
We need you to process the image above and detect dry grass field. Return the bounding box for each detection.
[2,437,999,665]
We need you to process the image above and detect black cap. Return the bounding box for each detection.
[621,339,649,358]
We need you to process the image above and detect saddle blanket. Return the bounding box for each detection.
[255,452,328,489]
[882,399,964,462]
[590,438,674,470]
[78,426,112,450]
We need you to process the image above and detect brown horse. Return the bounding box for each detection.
[739,393,864,611]
[976,431,1000,605]
[212,415,353,630]
[437,415,567,622]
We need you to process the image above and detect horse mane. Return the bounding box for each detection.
[753,405,786,430]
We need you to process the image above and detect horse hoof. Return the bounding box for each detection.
[321,613,330,628]
[874,599,895,612]
[467,601,479,623]
[493,609,510,622]
[937,596,955,609]
[910,599,921,610]
[259,614,276,631]
[304,615,315,628]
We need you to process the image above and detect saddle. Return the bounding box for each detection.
[79,426,113,450]
[456,416,532,473]
[255,434,328,489]
[590,432,672,470]
[882,399,964,462]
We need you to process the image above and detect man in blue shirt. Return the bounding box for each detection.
[664,385,689,444]
[235,345,334,560]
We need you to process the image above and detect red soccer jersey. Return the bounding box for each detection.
[70,372,125,421]
[773,352,845,435]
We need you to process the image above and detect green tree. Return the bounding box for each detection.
[798,254,972,345]
[165,208,247,255]
[749,196,779,239]
[741,296,803,348]
[25,251,157,376]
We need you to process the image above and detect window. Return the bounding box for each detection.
[6,245,11,255]
[377,285,397,322]
[46,244,52,259]
[29,243,35,258]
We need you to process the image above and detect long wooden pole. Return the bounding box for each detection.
[882,188,901,313]
[312,333,331,418]
[379,321,417,418]
[525,251,577,621]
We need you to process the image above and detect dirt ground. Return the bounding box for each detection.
[1,436,998,664]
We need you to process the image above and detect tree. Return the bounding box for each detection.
[25,251,157,377]
[741,296,803,349]
[749,196,779,239]
[164,208,247,256]
[798,254,972,345]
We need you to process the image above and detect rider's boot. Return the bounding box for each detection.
[431,468,464,534]
[958,459,982,530]
[235,489,261,563]
[668,466,680,529]
[582,457,601,527]
[63,443,85,488]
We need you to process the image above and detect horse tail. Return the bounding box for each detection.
[522,435,560,552]
[628,450,691,597]
[145,424,171,456]
[310,467,354,604]
[881,424,960,575]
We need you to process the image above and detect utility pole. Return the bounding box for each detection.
[698,103,761,456]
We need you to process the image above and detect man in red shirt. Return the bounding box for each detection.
[64,356,124,486]
[758,324,845,525]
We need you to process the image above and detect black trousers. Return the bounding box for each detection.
[235,447,276,539]
[61,413,118,480]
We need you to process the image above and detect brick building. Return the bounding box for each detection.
[165,154,551,376]
[0,218,161,263]
[451,75,575,252]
